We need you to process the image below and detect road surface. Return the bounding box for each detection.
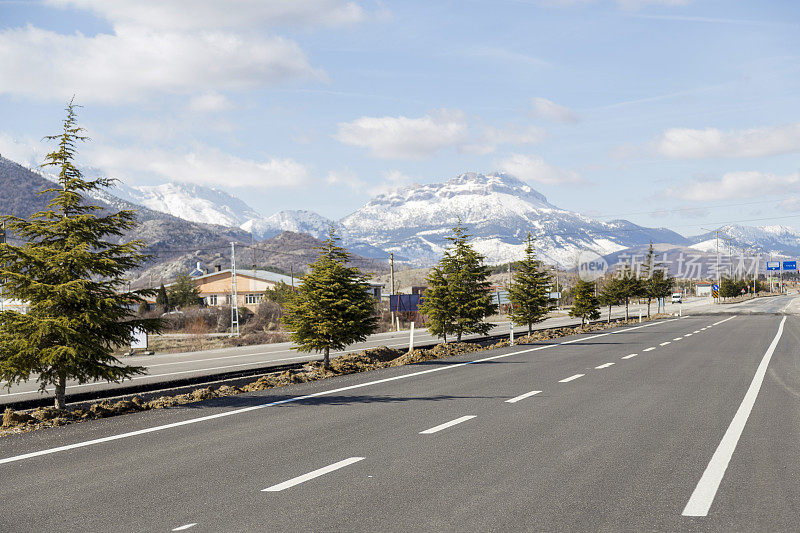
[1,294,799,531]
[0,298,698,406]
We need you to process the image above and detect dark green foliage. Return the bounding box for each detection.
[156,283,169,313]
[264,281,293,306]
[169,272,200,309]
[282,227,378,369]
[616,263,645,320]
[420,221,497,342]
[720,277,762,298]
[508,233,552,335]
[0,102,161,409]
[640,242,674,316]
[569,279,601,327]
[598,276,624,323]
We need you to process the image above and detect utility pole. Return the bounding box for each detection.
[722,237,733,280]
[390,252,395,326]
[290,266,294,290]
[230,242,239,337]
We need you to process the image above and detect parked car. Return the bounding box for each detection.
[671,292,682,304]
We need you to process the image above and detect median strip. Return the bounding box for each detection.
[262,457,365,492]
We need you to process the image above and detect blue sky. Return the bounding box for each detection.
[1,0,800,236]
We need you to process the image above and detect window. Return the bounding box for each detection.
[245,293,263,305]
[207,294,218,306]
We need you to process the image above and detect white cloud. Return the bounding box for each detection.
[0,25,320,103]
[45,0,367,30]
[462,124,546,155]
[326,168,366,192]
[335,109,468,159]
[188,92,234,113]
[0,134,50,168]
[90,146,310,189]
[656,121,800,159]
[665,171,800,201]
[530,97,580,123]
[497,154,582,185]
[778,197,800,212]
[617,0,691,10]
[369,170,415,196]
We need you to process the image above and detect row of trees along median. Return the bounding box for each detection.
[0,102,162,409]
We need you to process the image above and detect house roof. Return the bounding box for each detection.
[192,268,384,288]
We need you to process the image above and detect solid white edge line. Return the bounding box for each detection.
[171,524,197,531]
[682,316,786,517]
[621,354,637,359]
[559,374,585,383]
[505,390,542,404]
[0,317,683,466]
[262,457,365,492]
[595,363,615,369]
[419,415,476,434]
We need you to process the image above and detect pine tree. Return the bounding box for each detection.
[598,276,623,323]
[169,271,200,309]
[569,279,601,327]
[420,221,496,342]
[0,101,161,409]
[617,263,645,321]
[156,283,169,313]
[508,233,552,335]
[282,227,378,370]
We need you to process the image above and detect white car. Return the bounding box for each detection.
[671,292,682,304]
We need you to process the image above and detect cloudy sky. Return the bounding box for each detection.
[1,0,799,236]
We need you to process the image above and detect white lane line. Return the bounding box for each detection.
[420,415,476,434]
[262,457,365,492]
[713,316,736,326]
[0,317,682,466]
[559,374,584,383]
[621,353,638,359]
[660,342,671,346]
[643,347,656,352]
[674,337,683,341]
[682,316,786,517]
[693,330,700,333]
[595,363,614,369]
[685,333,693,337]
[505,390,542,404]
[172,524,197,531]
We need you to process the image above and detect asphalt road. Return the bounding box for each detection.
[0,299,693,406]
[1,296,799,531]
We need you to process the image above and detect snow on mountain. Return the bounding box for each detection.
[340,172,689,267]
[690,224,800,257]
[111,182,262,227]
[241,210,335,241]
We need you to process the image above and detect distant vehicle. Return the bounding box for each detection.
[671,292,682,304]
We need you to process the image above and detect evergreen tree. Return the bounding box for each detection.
[648,269,674,313]
[617,263,645,320]
[282,227,378,370]
[169,271,200,309]
[641,242,655,317]
[508,233,552,335]
[264,281,293,306]
[0,101,161,409]
[156,283,169,313]
[569,279,601,327]
[598,276,623,323]
[420,221,496,342]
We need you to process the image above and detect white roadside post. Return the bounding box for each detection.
[396,316,400,332]
[510,323,514,347]
[638,307,642,323]
[409,322,415,352]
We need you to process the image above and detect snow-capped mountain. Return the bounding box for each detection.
[340,172,689,267]
[690,225,800,257]
[241,210,335,241]
[110,182,262,227]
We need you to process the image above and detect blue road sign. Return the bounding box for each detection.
[767,261,781,271]
[783,261,797,271]
[712,284,719,291]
